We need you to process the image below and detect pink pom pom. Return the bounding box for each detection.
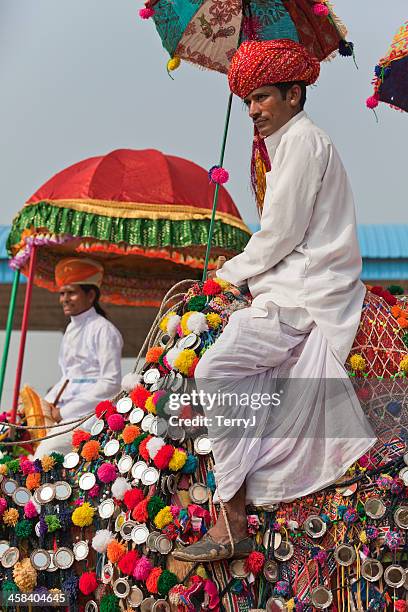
[366,95,379,109]
[97,462,118,483]
[88,484,100,498]
[107,413,125,432]
[209,166,229,185]
[0,498,7,515]
[139,7,155,19]
[20,460,35,475]
[152,390,167,405]
[313,3,329,16]
[24,500,38,518]
[133,555,153,580]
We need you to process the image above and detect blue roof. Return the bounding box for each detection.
[1,224,408,282]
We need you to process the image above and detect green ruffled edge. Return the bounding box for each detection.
[7,202,250,255]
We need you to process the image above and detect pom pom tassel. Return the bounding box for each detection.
[208,165,229,185]
[366,94,379,123]
[167,56,181,80]
[139,7,155,19]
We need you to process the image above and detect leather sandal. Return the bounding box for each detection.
[172,499,254,562]
[172,532,254,562]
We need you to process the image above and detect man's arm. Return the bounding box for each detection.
[217,134,329,287]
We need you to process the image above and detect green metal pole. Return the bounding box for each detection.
[202,92,233,281]
[0,268,20,406]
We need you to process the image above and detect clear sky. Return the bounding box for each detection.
[0,0,406,228]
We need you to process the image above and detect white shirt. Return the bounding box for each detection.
[45,307,123,423]
[217,111,365,363]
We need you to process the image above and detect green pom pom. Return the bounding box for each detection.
[187,295,207,311]
[50,452,64,465]
[387,285,404,295]
[158,569,179,595]
[155,392,171,417]
[15,519,33,539]
[6,459,20,473]
[403,333,408,348]
[3,580,19,595]
[45,514,61,533]
[147,495,166,520]
[133,432,149,452]
[100,594,120,612]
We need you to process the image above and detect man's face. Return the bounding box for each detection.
[244,84,302,138]
[59,284,95,317]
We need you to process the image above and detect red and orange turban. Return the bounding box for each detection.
[228,39,320,99]
[55,257,104,289]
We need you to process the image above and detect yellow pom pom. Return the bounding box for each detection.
[206,312,222,329]
[168,448,187,471]
[349,354,366,371]
[286,599,296,611]
[180,312,194,336]
[72,502,95,527]
[13,558,37,592]
[174,349,197,376]
[196,565,208,579]
[213,278,230,290]
[3,508,19,526]
[154,506,173,529]
[0,464,8,475]
[399,355,408,374]
[167,56,181,71]
[145,395,157,415]
[41,455,55,472]
[359,530,368,544]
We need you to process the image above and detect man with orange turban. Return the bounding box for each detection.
[175,40,374,563]
[33,257,123,458]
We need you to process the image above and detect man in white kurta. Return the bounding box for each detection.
[174,39,375,563]
[33,258,123,458]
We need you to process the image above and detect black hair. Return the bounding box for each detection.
[80,284,108,319]
[274,81,307,110]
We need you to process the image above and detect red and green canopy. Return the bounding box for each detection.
[8,148,250,306]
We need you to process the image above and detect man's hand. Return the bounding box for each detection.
[207,256,226,280]
[50,404,62,424]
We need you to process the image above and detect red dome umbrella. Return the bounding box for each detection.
[4,149,250,419]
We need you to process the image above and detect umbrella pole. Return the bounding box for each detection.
[202,92,233,281]
[10,246,37,424]
[0,269,21,406]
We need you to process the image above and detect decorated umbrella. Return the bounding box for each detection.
[2,148,249,417]
[140,0,353,73]
[367,21,408,114]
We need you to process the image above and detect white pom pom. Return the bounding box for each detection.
[92,529,114,553]
[111,477,132,500]
[31,498,41,513]
[187,312,208,334]
[146,436,165,459]
[165,346,182,368]
[167,314,181,336]
[121,372,141,392]
[287,520,299,530]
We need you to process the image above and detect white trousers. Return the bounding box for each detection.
[195,305,375,505]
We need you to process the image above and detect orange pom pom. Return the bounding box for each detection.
[146,567,162,593]
[397,317,408,329]
[132,498,149,523]
[122,425,141,445]
[145,346,164,364]
[72,429,91,447]
[81,440,100,461]
[106,540,126,563]
[391,305,402,318]
[26,472,41,490]
[139,435,153,461]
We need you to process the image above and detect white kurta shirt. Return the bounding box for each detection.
[217,111,365,363]
[45,307,123,423]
